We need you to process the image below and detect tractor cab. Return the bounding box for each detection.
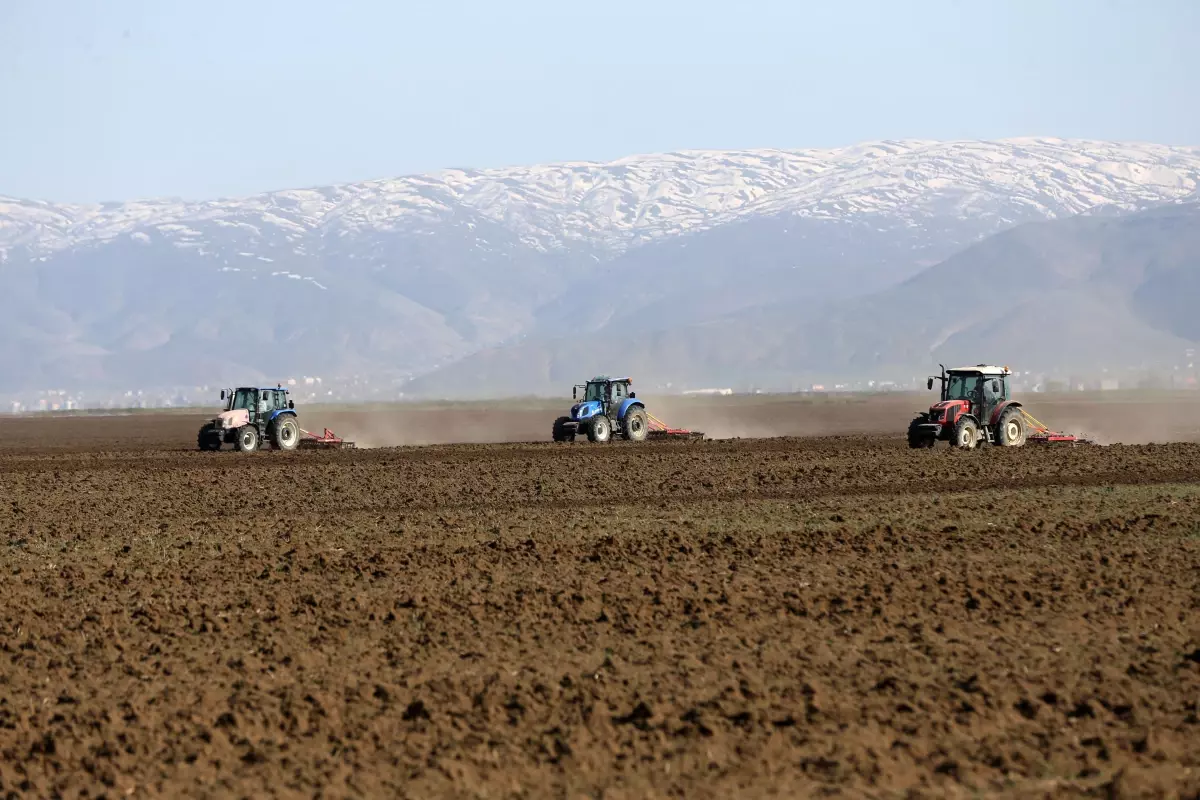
[222,387,286,413]
[931,366,1011,422]
[220,386,293,425]
[909,364,1026,449]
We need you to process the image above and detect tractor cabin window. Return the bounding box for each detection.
[945,375,975,401]
[612,383,627,402]
[232,389,255,410]
[585,383,605,402]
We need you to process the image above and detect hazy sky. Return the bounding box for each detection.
[2,0,1197,203]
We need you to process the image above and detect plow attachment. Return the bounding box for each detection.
[298,427,356,450]
[646,413,705,441]
[1020,410,1094,446]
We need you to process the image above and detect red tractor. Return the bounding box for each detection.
[908,364,1027,449]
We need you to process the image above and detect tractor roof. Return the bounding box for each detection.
[946,365,1011,376]
[588,376,631,383]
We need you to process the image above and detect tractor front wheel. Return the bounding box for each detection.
[907,417,935,449]
[270,415,300,451]
[952,417,979,450]
[587,415,612,443]
[624,408,648,442]
[236,425,260,453]
[995,408,1027,447]
[198,424,221,452]
[552,416,575,442]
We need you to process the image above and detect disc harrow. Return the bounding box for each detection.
[298,427,356,449]
[1020,409,1094,446]
[646,413,705,440]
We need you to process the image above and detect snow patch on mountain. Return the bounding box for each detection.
[4,139,1199,259]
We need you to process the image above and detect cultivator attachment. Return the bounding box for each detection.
[1020,410,1095,446]
[298,427,356,449]
[646,413,705,440]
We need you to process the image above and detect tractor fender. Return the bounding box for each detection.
[989,400,1023,426]
[617,399,645,420]
[268,409,297,423]
[954,414,984,436]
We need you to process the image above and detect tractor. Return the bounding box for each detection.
[198,386,300,452]
[908,364,1027,449]
[553,376,648,443]
[551,376,706,442]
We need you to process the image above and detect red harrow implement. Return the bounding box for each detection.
[1020,410,1094,446]
[646,413,705,440]
[298,427,356,449]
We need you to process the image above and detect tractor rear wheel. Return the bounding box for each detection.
[270,415,300,451]
[198,424,221,451]
[624,408,648,442]
[952,417,979,450]
[552,416,574,442]
[236,425,260,453]
[907,417,935,449]
[587,415,612,443]
[995,408,1027,447]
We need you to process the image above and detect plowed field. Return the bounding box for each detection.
[1,412,1199,798]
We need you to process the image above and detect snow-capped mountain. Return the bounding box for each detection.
[5,137,1199,257]
[2,138,1199,394]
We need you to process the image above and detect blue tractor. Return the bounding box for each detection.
[552,376,649,443]
[198,386,300,452]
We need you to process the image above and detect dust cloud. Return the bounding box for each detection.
[1027,394,1200,445]
[298,392,1200,449]
[308,407,550,448]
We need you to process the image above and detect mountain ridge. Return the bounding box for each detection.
[2,137,1199,395]
[403,201,1200,397]
[5,138,1199,257]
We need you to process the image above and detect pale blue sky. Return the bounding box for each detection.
[2,0,1197,203]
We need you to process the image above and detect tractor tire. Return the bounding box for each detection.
[269,415,300,451]
[995,407,1027,447]
[952,416,979,450]
[198,424,221,451]
[907,417,935,449]
[624,407,648,442]
[587,414,612,443]
[552,416,575,442]
[236,425,260,453]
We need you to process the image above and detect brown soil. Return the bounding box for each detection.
[1,413,1199,798]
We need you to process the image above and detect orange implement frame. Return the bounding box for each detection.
[1020,410,1094,446]
[646,413,705,440]
[298,427,356,449]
